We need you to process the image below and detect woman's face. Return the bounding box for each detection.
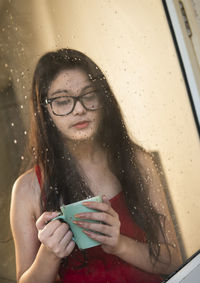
[46,68,102,143]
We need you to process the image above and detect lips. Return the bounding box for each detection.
[72,120,90,129]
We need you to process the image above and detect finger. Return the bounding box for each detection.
[36,211,60,230]
[38,220,62,244]
[52,223,70,243]
[81,202,117,217]
[102,195,111,206]
[50,232,75,259]
[73,220,114,236]
[59,230,74,247]
[83,230,111,245]
[40,219,68,239]
[74,212,114,225]
[38,222,58,244]
[64,240,75,257]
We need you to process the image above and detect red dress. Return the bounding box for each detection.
[35,166,162,283]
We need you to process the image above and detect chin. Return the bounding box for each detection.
[66,130,96,143]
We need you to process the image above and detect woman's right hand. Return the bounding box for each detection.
[36,212,75,259]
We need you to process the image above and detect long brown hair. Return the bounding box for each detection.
[29,48,170,264]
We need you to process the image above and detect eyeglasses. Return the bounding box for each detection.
[44,90,101,116]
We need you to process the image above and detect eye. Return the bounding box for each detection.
[54,96,72,106]
[83,91,97,100]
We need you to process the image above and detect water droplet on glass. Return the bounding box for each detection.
[11,122,14,126]
[24,95,27,99]
[21,156,24,160]
[20,105,23,109]
[17,78,20,82]
[14,140,17,144]
[24,131,27,135]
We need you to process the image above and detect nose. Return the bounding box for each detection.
[72,100,86,115]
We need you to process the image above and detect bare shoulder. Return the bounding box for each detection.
[10,169,43,280]
[11,168,42,220]
[13,168,39,193]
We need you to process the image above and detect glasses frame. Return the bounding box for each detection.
[44,91,101,116]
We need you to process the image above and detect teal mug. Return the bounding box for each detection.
[52,195,102,250]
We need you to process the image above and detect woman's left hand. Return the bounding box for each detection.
[73,195,122,255]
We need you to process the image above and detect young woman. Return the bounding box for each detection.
[10,48,182,283]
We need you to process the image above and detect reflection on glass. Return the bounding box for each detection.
[0,1,199,282]
[10,48,182,282]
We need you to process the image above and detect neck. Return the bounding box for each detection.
[64,138,103,162]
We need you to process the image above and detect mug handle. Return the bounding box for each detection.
[51,214,65,222]
[51,215,75,242]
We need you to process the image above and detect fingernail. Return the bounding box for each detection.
[82,202,90,206]
[74,214,81,218]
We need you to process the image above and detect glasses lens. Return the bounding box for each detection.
[52,96,73,115]
[81,92,100,110]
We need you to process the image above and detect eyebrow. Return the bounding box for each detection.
[49,84,95,97]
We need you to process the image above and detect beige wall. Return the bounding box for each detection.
[0,1,200,281]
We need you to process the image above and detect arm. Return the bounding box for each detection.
[10,170,75,283]
[73,151,182,275]
[74,197,181,275]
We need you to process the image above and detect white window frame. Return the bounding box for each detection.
[164,0,200,133]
